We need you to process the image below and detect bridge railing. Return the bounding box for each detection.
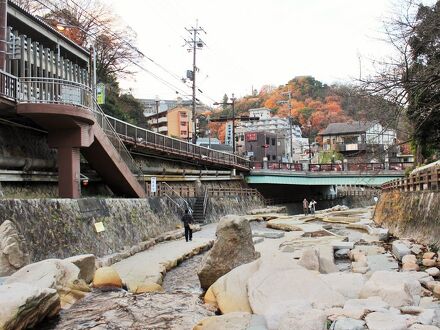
[251,161,303,171]
[0,70,18,101]
[251,161,411,172]
[382,166,439,192]
[104,114,250,170]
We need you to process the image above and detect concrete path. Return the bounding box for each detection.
[113,223,217,289]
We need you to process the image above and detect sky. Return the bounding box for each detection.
[107,0,432,106]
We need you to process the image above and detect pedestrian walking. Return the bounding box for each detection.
[181,209,194,242]
[309,199,317,215]
[302,198,309,216]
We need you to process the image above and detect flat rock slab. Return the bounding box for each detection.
[253,231,285,239]
[367,254,399,273]
[332,241,354,250]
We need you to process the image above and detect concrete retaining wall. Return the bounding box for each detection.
[374,190,440,247]
[0,195,262,262]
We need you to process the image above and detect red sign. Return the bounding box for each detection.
[245,132,257,142]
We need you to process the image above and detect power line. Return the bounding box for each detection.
[43,0,193,95]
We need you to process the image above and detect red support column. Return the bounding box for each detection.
[58,147,81,198]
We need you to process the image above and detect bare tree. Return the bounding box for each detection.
[42,0,141,79]
[360,0,440,162]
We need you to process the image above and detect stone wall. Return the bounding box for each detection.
[374,190,440,247]
[0,195,264,262]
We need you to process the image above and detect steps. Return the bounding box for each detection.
[192,197,206,224]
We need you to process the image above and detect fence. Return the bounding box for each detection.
[144,183,266,203]
[382,166,440,192]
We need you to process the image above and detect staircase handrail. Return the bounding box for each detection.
[202,186,209,216]
[91,100,145,185]
[104,113,250,170]
[161,181,193,213]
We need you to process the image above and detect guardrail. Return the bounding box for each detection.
[382,166,439,192]
[0,70,18,101]
[104,114,250,170]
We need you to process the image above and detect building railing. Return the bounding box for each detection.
[18,77,93,109]
[0,70,18,100]
[382,166,439,192]
[104,114,250,170]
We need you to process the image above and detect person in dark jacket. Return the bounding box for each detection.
[181,209,194,242]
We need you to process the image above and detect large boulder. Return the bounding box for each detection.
[4,259,88,309]
[64,254,96,283]
[204,259,260,314]
[193,312,268,330]
[0,282,60,330]
[360,270,421,307]
[248,266,345,329]
[0,220,30,276]
[198,215,260,290]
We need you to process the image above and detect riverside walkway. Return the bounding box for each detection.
[113,224,218,289]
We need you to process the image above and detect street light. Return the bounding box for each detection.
[56,23,97,99]
[213,93,236,153]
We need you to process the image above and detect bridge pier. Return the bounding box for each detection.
[58,147,81,198]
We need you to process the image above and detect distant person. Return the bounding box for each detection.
[309,199,317,215]
[303,198,309,216]
[181,209,194,242]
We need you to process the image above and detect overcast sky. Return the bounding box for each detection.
[108,0,432,105]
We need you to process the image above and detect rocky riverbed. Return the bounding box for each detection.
[2,204,440,329]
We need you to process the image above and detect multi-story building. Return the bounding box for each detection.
[244,131,286,162]
[138,97,193,117]
[145,106,193,140]
[318,121,398,162]
[236,107,303,161]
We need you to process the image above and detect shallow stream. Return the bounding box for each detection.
[41,253,213,330]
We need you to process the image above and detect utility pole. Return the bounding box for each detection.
[184,21,206,144]
[231,94,236,154]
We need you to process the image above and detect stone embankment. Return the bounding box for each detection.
[374,190,440,248]
[0,195,261,265]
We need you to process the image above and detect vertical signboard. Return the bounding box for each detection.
[96,83,106,105]
[150,177,157,193]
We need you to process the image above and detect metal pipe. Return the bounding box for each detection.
[0,156,56,170]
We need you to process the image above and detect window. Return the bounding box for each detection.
[181,122,187,126]
[271,138,276,145]
[180,112,187,118]
[181,131,187,136]
[272,155,276,160]
[266,137,270,144]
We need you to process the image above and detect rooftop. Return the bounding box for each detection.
[319,121,376,136]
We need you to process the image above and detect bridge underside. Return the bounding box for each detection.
[246,172,403,186]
